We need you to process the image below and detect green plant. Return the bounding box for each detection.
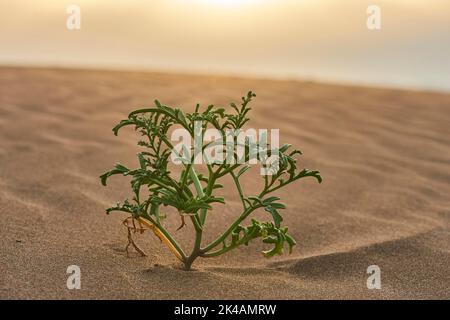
[100,91,322,270]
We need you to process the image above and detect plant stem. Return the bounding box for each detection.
[188,165,209,223]
[185,166,206,269]
[230,171,246,209]
[201,227,258,258]
[189,165,205,194]
[201,204,262,253]
[201,245,234,258]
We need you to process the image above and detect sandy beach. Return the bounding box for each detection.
[0,67,449,299]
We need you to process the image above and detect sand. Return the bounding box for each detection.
[0,67,449,299]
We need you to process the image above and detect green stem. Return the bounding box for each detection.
[201,204,262,253]
[230,171,246,210]
[201,245,234,258]
[217,164,240,178]
[185,166,207,269]
[190,215,203,264]
[189,166,208,224]
[189,166,205,197]
[180,163,192,191]
[201,228,258,258]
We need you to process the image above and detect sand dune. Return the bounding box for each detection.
[0,67,449,299]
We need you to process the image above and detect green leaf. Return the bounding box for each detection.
[271,202,286,209]
[112,119,135,136]
[264,205,283,227]
[285,233,296,253]
[212,183,224,190]
[237,165,251,177]
[278,144,291,153]
[297,169,323,184]
[263,196,280,204]
[137,153,146,169]
[100,163,130,186]
[248,196,263,205]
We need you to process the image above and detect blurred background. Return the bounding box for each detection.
[1,0,449,91]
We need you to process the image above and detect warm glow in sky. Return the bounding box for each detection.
[192,0,265,6]
[0,0,449,91]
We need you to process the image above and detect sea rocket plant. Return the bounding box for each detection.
[100,92,321,270]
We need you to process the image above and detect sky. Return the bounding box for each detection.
[1,0,449,91]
